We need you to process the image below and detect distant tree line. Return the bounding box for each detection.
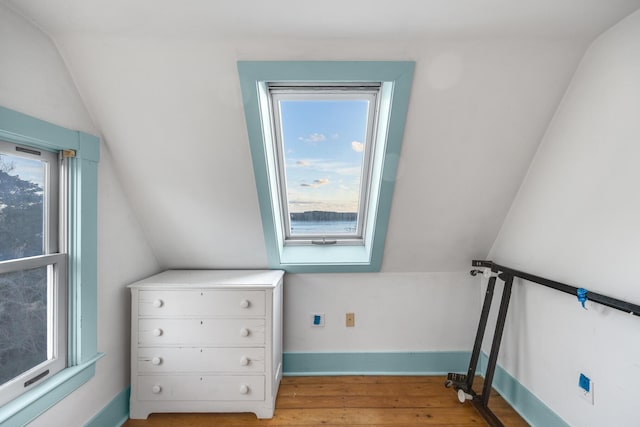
[0,156,47,384]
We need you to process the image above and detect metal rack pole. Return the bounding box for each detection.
[447,260,640,427]
[465,276,497,392]
[473,260,640,316]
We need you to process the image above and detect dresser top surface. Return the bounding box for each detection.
[128,269,284,289]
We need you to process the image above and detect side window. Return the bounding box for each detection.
[0,140,67,406]
[0,106,99,426]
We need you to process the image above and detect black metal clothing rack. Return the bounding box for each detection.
[445,260,640,427]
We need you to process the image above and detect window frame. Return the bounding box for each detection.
[268,84,381,246]
[0,140,67,406]
[0,106,101,427]
[0,255,67,406]
[0,140,60,255]
[238,61,414,273]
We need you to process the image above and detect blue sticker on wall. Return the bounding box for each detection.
[579,373,590,392]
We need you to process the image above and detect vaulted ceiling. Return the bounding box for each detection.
[7,0,640,39]
[5,0,640,271]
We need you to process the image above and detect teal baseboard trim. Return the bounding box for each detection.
[283,351,470,376]
[84,386,130,427]
[479,353,568,427]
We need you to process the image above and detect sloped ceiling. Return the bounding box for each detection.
[5,0,640,271]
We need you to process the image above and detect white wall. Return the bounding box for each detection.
[284,272,479,352]
[46,35,585,359]
[50,36,586,272]
[0,4,161,426]
[0,4,95,135]
[489,9,640,426]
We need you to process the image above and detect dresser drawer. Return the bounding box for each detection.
[139,290,265,317]
[137,347,265,373]
[137,375,265,401]
[138,318,265,345]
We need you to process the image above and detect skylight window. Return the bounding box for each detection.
[270,85,380,245]
[238,61,414,273]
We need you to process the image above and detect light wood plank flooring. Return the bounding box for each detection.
[124,376,528,426]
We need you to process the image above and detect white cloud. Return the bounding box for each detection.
[296,160,310,166]
[300,178,330,188]
[351,141,365,152]
[299,133,326,143]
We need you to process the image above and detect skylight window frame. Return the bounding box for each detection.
[267,84,381,246]
[238,61,414,273]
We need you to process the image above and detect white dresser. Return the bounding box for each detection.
[128,269,284,419]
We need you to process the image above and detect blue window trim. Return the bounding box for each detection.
[0,106,102,426]
[238,61,414,273]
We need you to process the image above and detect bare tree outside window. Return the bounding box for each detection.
[0,154,48,385]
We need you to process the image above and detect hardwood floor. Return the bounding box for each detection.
[124,376,529,426]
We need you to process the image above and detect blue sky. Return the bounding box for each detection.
[279,99,369,213]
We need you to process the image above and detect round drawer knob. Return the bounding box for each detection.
[152,385,162,394]
[151,357,162,365]
[153,299,164,308]
[239,384,250,395]
[239,299,250,309]
[240,328,250,337]
[240,356,250,366]
[152,328,163,337]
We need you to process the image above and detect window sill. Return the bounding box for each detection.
[0,353,104,426]
[278,244,380,273]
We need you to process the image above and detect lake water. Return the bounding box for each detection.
[290,220,357,235]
